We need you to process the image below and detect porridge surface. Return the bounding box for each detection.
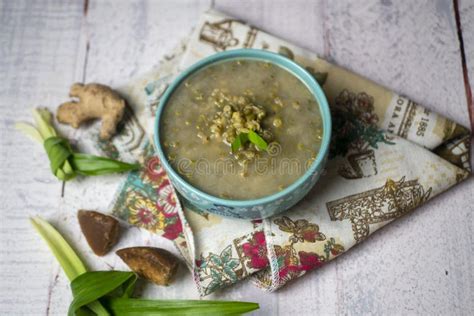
[161,59,323,199]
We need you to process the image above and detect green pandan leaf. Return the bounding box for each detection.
[69,271,136,316]
[104,298,260,316]
[71,153,140,176]
[44,137,76,180]
[232,131,269,152]
[231,133,249,152]
[248,130,268,150]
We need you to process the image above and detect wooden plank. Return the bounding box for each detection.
[325,0,470,128]
[84,0,213,86]
[0,0,86,315]
[212,0,327,54]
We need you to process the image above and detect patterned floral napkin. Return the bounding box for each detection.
[96,10,471,295]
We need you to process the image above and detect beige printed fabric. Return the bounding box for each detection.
[106,10,471,295]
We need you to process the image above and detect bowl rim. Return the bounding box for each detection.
[154,48,331,207]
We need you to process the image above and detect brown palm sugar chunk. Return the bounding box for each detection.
[78,210,121,256]
[116,247,179,286]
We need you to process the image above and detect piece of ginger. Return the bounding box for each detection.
[57,83,126,140]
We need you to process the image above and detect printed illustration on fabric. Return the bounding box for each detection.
[434,134,472,177]
[144,76,173,116]
[255,216,345,288]
[195,245,241,295]
[326,177,432,242]
[330,89,395,179]
[195,228,266,295]
[199,18,258,51]
[111,143,186,247]
[385,96,418,139]
[234,222,268,271]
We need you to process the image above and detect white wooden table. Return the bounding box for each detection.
[1,0,473,315]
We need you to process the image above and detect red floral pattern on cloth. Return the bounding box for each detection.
[269,216,345,286]
[126,192,166,232]
[274,245,302,282]
[274,216,326,243]
[162,218,184,240]
[135,208,157,226]
[298,251,325,271]
[112,145,186,243]
[156,179,178,217]
[142,154,183,240]
[143,156,167,184]
[242,231,269,269]
[276,249,325,282]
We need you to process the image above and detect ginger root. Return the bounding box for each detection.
[57,83,126,140]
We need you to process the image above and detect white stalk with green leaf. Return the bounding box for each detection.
[16,108,139,181]
[30,217,110,315]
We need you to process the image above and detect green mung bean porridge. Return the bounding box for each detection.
[161,59,323,200]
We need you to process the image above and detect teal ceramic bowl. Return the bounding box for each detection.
[154,49,331,219]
